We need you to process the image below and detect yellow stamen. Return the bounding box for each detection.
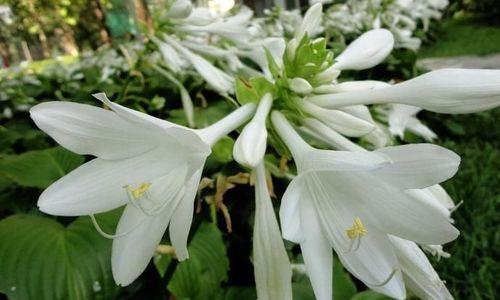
[127,183,152,199]
[346,217,367,240]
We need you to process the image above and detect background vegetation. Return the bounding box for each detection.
[0,0,499,299]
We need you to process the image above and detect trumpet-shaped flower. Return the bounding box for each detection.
[271,111,459,299]
[233,93,272,167]
[30,93,256,286]
[309,69,500,114]
[253,162,292,300]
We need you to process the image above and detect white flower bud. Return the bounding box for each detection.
[166,0,193,19]
[289,77,313,94]
[233,94,273,167]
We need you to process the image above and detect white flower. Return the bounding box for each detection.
[388,104,437,141]
[30,93,256,286]
[309,69,500,114]
[233,94,272,167]
[164,35,234,94]
[253,162,292,300]
[151,36,185,73]
[271,111,459,299]
[389,236,453,300]
[179,7,253,43]
[299,99,375,137]
[332,29,395,71]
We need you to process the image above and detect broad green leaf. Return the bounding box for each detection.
[211,136,235,163]
[333,258,357,300]
[351,291,393,300]
[154,222,229,300]
[0,147,84,188]
[0,212,121,300]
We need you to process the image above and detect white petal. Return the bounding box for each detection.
[112,203,173,286]
[406,117,438,141]
[389,236,453,300]
[426,184,455,210]
[295,3,323,40]
[169,169,203,260]
[333,29,394,70]
[111,167,189,286]
[338,232,405,299]
[299,193,333,300]
[279,178,303,243]
[310,69,500,113]
[405,189,451,218]
[299,148,389,172]
[38,148,199,216]
[374,144,460,189]
[253,163,292,300]
[30,101,157,160]
[92,93,174,130]
[93,93,210,155]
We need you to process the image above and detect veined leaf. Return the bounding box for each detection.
[154,222,229,300]
[0,147,84,188]
[0,212,121,300]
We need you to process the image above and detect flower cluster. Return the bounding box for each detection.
[29,3,500,300]
[323,0,449,51]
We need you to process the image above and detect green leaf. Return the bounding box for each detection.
[333,258,357,300]
[235,77,276,105]
[351,291,393,300]
[165,222,229,300]
[0,147,84,188]
[211,136,235,163]
[0,212,121,300]
[223,286,257,300]
[264,48,281,79]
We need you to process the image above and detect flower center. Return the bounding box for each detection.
[126,183,152,199]
[346,217,367,240]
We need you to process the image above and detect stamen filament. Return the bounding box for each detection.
[90,214,145,239]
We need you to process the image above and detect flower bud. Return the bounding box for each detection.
[166,0,193,19]
[333,29,394,71]
[233,94,273,167]
[289,77,313,94]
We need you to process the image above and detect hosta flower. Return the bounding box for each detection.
[271,111,459,299]
[388,104,437,141]
[233,93,273,167]
[253,162,292,300]
[309,69,500,114]
[30,93,256,285]
[163,35,234,94]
